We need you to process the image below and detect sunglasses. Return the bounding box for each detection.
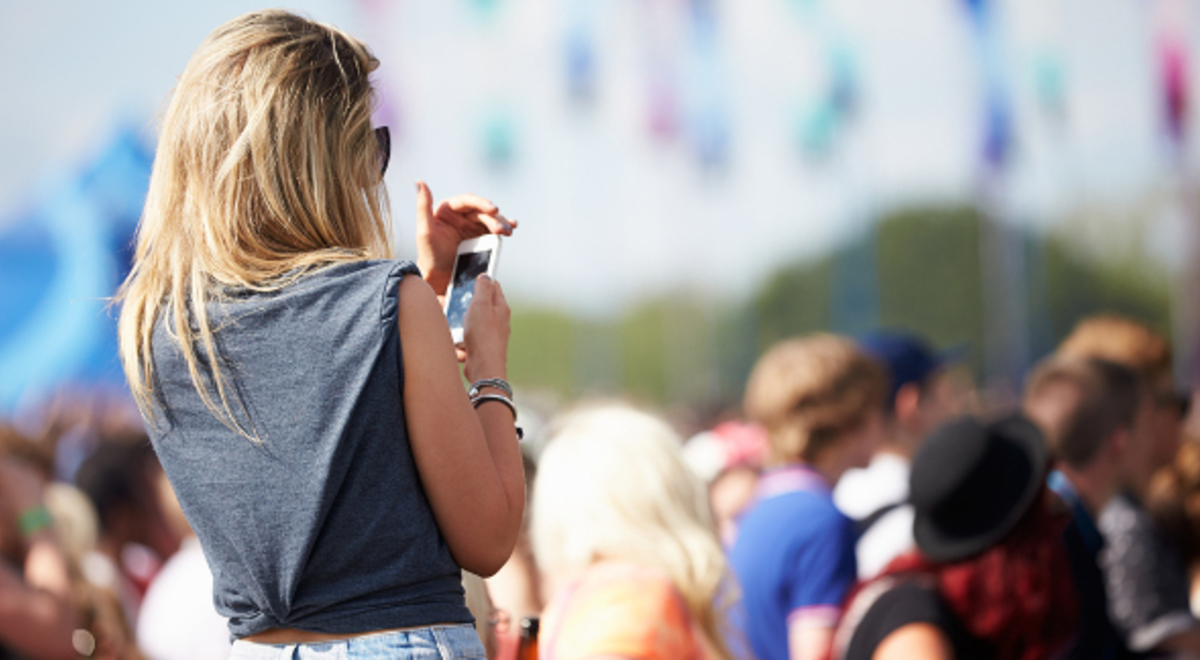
[375,126,391,176]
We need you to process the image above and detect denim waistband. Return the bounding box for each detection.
[229,623,485,660]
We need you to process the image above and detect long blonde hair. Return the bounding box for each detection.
[117,10,392,437]
[531,404,734,659]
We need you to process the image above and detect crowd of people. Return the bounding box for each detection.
[5,312,1200,660]
[4,8,1200,660]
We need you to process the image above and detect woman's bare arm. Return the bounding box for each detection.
[398,274,524,577]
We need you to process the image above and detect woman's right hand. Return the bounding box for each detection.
[461,274,510,383]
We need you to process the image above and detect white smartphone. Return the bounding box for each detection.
[443,234,502,345]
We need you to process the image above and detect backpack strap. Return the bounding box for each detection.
[855,501,903,540]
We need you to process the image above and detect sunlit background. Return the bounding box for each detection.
[2,0,1198,418]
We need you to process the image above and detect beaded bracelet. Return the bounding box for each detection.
[472,394,524,440]
[468,378,514,399]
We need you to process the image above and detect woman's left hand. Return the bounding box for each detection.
[415,181,516,296]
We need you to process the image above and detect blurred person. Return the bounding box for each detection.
[833,415,1078,660]
[42,483,99,568]
[486,451,541,660]
[1057,315,1200,656]
[27,389,148,485]
[115,10,522,658]
[683,419,769,484]
[0,426,79,659]
[683,420,767,548]
[136,468,229,660]
[1057,315,1185,494]
[1023,357,1143,659]
[3,424,146,660]
[1146,435,1200,615]
[462,572,498,659]
[834,332,966,579]
[709,464,761,548]
[43,482,145,660]
[730,334,888,660]
[532,404,733,660]
[74,435,181,624]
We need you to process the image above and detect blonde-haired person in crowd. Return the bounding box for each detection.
[117,10,524,659]
[729,334,887,660]
[532,404,733,660]
[1055,316,1200,657]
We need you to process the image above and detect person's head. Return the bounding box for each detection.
[118,10,391,437]
[877,415,1077,660]
[743,334,887,475]
[74,434,180,560]
[708,464,760,548]
[858,331,965,452]
[0,424,55,561]
[531,404,730,658]
[1023,357,1143,503]
[1057,315,1184,492]
[1146,434,1200,571]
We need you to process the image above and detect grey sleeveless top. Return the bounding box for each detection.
[146,259,472,638]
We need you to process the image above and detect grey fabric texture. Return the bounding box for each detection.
[1098,492,1196,652]
[146,259,472,639]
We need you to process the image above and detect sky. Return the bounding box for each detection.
[1,0,1197,315]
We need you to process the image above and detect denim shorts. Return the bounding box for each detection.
[229,624,486,660]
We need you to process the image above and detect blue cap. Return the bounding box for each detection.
[857,331,959,407]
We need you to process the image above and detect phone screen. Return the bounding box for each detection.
[445,249,493,336]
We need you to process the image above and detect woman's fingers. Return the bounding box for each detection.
[491,276,509,315]
[434,201,516,236]
[416,181,435,232]
[462,274,509,382]
[473,273,494,306]
[467,275,503,329]
[434,207,514,236]
[472,213,515,236]
[492,213,517,231]
[443,193,498,215]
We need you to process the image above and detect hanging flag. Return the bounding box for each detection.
[563,0,599,105]
[481,108,517,170]
[685,0,731,170]
[640,0,681,142]
[786,0,859,160]
[1160,37,1189,146]
[961,0,1013,170]
[469,0,502,21]
[1033,49,1066,121]
[565,27,598,103]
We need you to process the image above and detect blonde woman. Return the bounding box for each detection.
[532,405,733,660]
[116,10,524,659]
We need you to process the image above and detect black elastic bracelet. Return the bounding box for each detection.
[471,394,524,440]
[472,393,517,418]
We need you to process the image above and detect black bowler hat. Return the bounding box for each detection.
[910,414,1048,563]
